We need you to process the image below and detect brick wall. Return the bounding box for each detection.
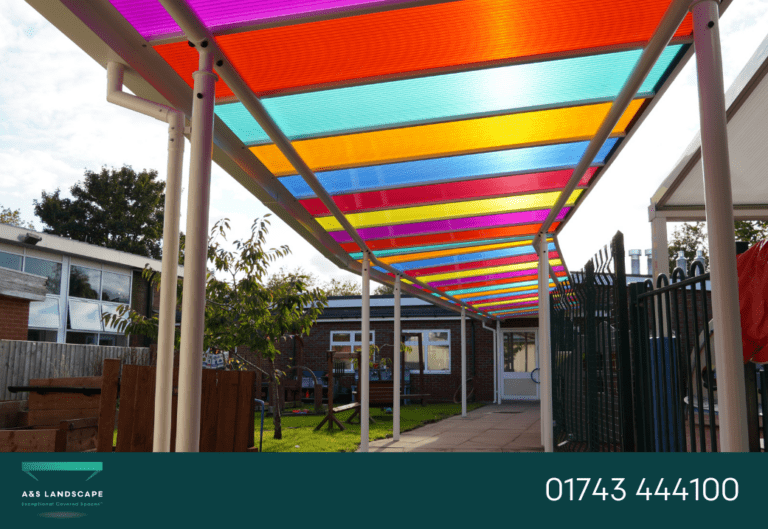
[236,316,539,403]
[0,294,31,341]
[129,270,152,347]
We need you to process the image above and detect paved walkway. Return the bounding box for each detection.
[366,402,543,452]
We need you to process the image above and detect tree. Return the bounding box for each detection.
[323,277,361,296]
[266,266,360,296]
[373,283,395,295]
[0,205,34,229]
[104,215,327,440]
[33,166,165,258]
[667,220,768,273]
[266,266,318,291]
[668,222,708,273]
[734,221,768,246]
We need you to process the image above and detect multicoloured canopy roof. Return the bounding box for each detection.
[36,0,702,320]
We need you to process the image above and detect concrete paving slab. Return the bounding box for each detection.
[366,402,543,452]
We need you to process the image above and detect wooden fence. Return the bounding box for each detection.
[0,340,150,401]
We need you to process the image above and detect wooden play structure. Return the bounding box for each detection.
[315,350,360,431]
[315,333,430,431]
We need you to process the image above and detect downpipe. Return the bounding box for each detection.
[106,61,185,452]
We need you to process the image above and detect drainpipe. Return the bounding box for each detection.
[471,320,476,378]
[496,319,502,404]
[482,320,497,403]
[106,62,184,453]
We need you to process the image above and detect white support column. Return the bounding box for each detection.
[360,251,371,452]
[650,215,670,281]
[537,233,553,452]
[393,275,401,441]
[691,0,748,451]
[496,320,502,404]
[461,307,467,417]
[176,48,217,453]
[491,324,497,404]
[153,110,184,453]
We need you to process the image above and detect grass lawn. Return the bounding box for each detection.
[256,402,485,452]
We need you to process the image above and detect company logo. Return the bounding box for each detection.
[20,462,105,518]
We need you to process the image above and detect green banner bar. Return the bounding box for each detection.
[22,462,103,481]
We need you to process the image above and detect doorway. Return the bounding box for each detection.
[501,330,539,400]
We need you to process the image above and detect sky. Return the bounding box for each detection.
[1,0,768,289]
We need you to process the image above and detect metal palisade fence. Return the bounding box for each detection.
[552,232,766,453]
[550,231,634,452]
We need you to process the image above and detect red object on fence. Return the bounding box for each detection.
[737,240,768,363]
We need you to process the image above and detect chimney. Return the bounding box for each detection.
[676,251,688,272]
[628,249,641,275]
[644,249,652,276]
[694,249,707,272]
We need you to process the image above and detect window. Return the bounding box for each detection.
[66,332,98,345]
[0,250,22,271]
[101,272,130,303]
[330,331,375,371]
[98,334,128,347]
[24,257,62,295]
[404,330,450,374]
[101,303,129,333]
[27,329,57,342]
[28,297,60,329]
[69,265,101,300]
[67,299,103,331]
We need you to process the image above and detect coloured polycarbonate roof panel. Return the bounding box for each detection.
[338,223,562,253]
[279,139,619,199]
[43,0,703,320]
[328,208,571,243]
[215,45,683,144]
[152,0,693,97]
[109,0,424,41]
[301,168,598,216]
[249,99,644,176]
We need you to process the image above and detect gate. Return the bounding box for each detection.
[629,261,766,452]
[551,232,634,452]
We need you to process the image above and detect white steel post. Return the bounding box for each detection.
[393,275,401,441]
[360,251,371,452]
[176,48,217,453]
[153,110,184,453]
[691,0,748,451]
[461,307,467,417]
[496,320,502,404]
[537,233,553,452]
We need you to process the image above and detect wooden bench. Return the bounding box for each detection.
[346,381,429,423]
[0,375,102,452]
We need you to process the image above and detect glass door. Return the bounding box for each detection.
[501,331,539,400]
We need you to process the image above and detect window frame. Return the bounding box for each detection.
[330,330,376,373]
[403,329,451,375]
